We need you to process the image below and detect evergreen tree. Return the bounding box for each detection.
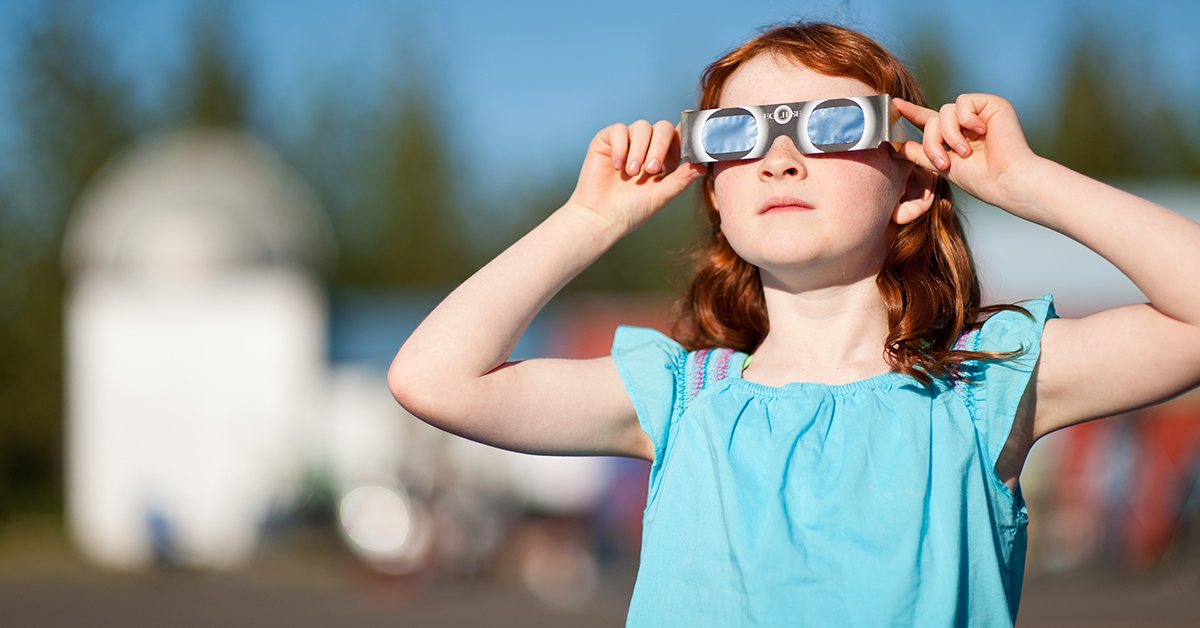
[179,3,249,128]
[366,83,472,286]
[294,74,474,288]
[906,26,959,110]
[1044,26,1200,180]
[0,3,138,516]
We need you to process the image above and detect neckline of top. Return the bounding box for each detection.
[724,351,914,396]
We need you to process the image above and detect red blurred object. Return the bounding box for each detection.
[1039,396,1200,572]
[547,296,673,360]
[1122,406,1200,567]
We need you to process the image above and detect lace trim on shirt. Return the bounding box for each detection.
[951,329,983,418]
[681,348,737,411]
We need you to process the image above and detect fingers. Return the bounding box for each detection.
[920,113,952,172]
[605,123,630,172]
[644,120,677,174]
[625,120,653,176]
[954,94,988,137]
[577,121,704,229]
[939,103,972,160]
[600,119,681,177]
[895,95,995,172]
[893,98,935,128]
[897,137,939,173]
[939,94,994,160]
[894,98,949,171]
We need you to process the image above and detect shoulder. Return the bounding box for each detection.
[612,326,744,379]
[612,326,687,375]
[950,296,1056,438]
[969,294,1057,357]
[950,295,1056,391]
[610,327,686,453]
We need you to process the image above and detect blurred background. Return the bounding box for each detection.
[0,0,1198,626]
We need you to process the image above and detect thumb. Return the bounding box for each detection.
[896,140,941,174]
[657,162,707,200]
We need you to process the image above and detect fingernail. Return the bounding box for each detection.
[954,144,968,157]
[973,126,984,135]
[628,161,640,174]
[613,159,624,170]
[646,159,660,173]
[934,156,947,170]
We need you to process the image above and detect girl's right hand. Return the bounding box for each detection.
[565,120,707,236]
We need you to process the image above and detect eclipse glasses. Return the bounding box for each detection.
[680,94,922,163]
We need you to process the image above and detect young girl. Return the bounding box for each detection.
[389,22,1200,626]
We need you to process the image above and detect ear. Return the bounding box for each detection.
[893,163,936,225]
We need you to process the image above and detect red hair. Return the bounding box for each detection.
[673,22,1022,385]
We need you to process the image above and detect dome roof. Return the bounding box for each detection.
[63,128,335,275]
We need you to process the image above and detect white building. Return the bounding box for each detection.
[60,127,611,576]
[62,129,335,570]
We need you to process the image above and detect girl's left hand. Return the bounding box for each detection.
[894,95,1041,212]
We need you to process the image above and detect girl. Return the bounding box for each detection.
[389,22,1200,626]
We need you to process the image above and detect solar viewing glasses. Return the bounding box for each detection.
[680,94,922,163]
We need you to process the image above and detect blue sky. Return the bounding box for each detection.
[1,0,1199,195]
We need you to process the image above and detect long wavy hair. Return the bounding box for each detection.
[673,22,1023,385]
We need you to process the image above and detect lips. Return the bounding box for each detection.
[760,196,814,214]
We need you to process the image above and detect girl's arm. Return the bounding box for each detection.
[897,95,1200,441]
[388,120,705,459]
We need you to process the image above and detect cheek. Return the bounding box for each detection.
[710,162,749,210]
[827,156,906,218]
[831,149,900,183]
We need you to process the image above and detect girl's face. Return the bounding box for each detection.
[711,54,922,287]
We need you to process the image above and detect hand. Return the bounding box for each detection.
[566,119,707,235]
[894,95,1041,212]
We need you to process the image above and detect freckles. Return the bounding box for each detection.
[712,165,753,212]
[833,157,903,202]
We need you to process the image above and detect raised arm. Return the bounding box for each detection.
[388,120,705,459]
[896,95,1200,441]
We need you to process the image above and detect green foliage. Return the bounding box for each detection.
[14,5,139,242]
[1041,26,1200,180]
[349,85,473,286]
[0,5,138,517]
[288,82,474,287]
[178,3,249,127]
[572,191,699,293]
[0,251,64,516]
[481,170,700,295]
[906,26,959,109]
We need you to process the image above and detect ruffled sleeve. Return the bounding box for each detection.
[954,294,1058,468]
[611,326,686,461]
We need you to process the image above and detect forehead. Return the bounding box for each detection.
[717,54,877,109]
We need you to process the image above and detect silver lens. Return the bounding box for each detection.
[808,104,865,148]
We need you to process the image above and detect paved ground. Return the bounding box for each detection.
[5,572,1199,628]
[2,516,1198,627]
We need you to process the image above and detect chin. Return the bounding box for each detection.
[734,238,829,269]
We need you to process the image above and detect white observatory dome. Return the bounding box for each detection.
[64,128,334,571]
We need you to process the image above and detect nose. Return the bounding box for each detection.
[757,136,807,181]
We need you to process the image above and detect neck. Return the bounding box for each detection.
[744,271,892,386]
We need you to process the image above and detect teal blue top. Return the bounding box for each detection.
[611,295,1056,627]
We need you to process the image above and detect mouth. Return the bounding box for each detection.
[760,196,814,214]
